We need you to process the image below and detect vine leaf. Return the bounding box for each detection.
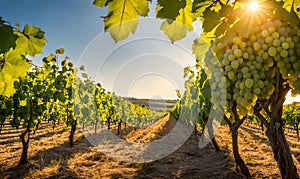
[15,25,47,57]
[94,0,149,43]
[274,1,300,26]
[157,0,186,20]
[202,8,222,33]
[278,0,300,12]
[160,0,195,43]
[160,20,188,43]
[93,0,111,7]
[192,37,209,62]
[0,17,17,53]
[192,0,213,14]
[0,49,31,96]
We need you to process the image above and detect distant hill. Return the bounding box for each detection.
[123,97,178,112]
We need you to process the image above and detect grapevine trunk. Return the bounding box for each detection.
[267,101,299,179]
[19,128,30,165]
[69,119,77,147]
[231,129,251,177]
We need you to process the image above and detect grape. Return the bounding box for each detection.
[294,62,300,70]
[234,49,243,58]
[243,52,249,59]
[268,47,277,56]
[273,39,281,46]
[281,42,289,49]
[228,71,236,81]
[245,79,254,88]
[231,60,239,69]
[268,26,276,34]
[272,32,280,39]
[280,50,288,58]
[253,42,261,51]
[241,98,249,107]
[265,36,273,44]
[228,54,235,61]
[233,37,242,45]
[239,82,245,90]
[261,30,269,38]
[253,88,261,94]
[294,80,300,89]
[244,92,252,100]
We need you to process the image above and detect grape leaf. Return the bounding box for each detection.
[274,1,300,26]
[15,25,47,57]
[156,0,186,20]
[160,20,188,43]
[192,37,209,62]
[55,48,65,54]
[0,17,17,53]
[160,0,195,42]
[214,22,229,37]
[94,0,149,43]
[219,28,236,46]
[2,49,30,80]
[0,49,31,96]
[93,0,111,7]
[0,73,15,96]
[202,8,222,33]
[184,66,190,78]
[232,18,252,38]
[278,0,300,12]
[192,0,213,14]
[198,68,207,88]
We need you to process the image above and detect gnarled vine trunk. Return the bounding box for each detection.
[267,100,299,179]
[19,128,31,165]
[202,114,220,151]
[231,128,251,178]
[69,119,77,147]
[18,101,34,165]
[224,106,251,178]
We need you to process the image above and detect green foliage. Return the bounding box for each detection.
[0,17,17,53]
[15,25,47,56]
[283,102,300,129]
[192,37,210,62]
[93,0,149,42]
[156,0,186,20]
[277,0,300,12]
[0,18,47,97]
[159,0,195,42]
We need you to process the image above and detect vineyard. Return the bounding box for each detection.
[1,0,300,178]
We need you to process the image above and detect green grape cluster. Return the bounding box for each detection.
[207,19,300,117]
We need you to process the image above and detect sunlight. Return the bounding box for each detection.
[284,91,300,104]
[248,1,260,12]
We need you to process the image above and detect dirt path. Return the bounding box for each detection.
[0,114,299,178]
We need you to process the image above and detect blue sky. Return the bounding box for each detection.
[0,0,197,99]
[0,0,106,62]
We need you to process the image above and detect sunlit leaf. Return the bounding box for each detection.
[192,37,210,62]
[202,8,222,33]
[15,25,47,57]
[94,0,149,43]
[55,48,65,55]
[156,0,186,20]
[0,17,17,53]
[160,0,195,42]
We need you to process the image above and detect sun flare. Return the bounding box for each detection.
[248,1,260,12]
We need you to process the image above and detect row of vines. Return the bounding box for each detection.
[0,17,165,166]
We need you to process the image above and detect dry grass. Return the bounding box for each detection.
[0,115,299,179]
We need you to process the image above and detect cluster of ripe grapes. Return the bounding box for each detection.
[205,19,300,117]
